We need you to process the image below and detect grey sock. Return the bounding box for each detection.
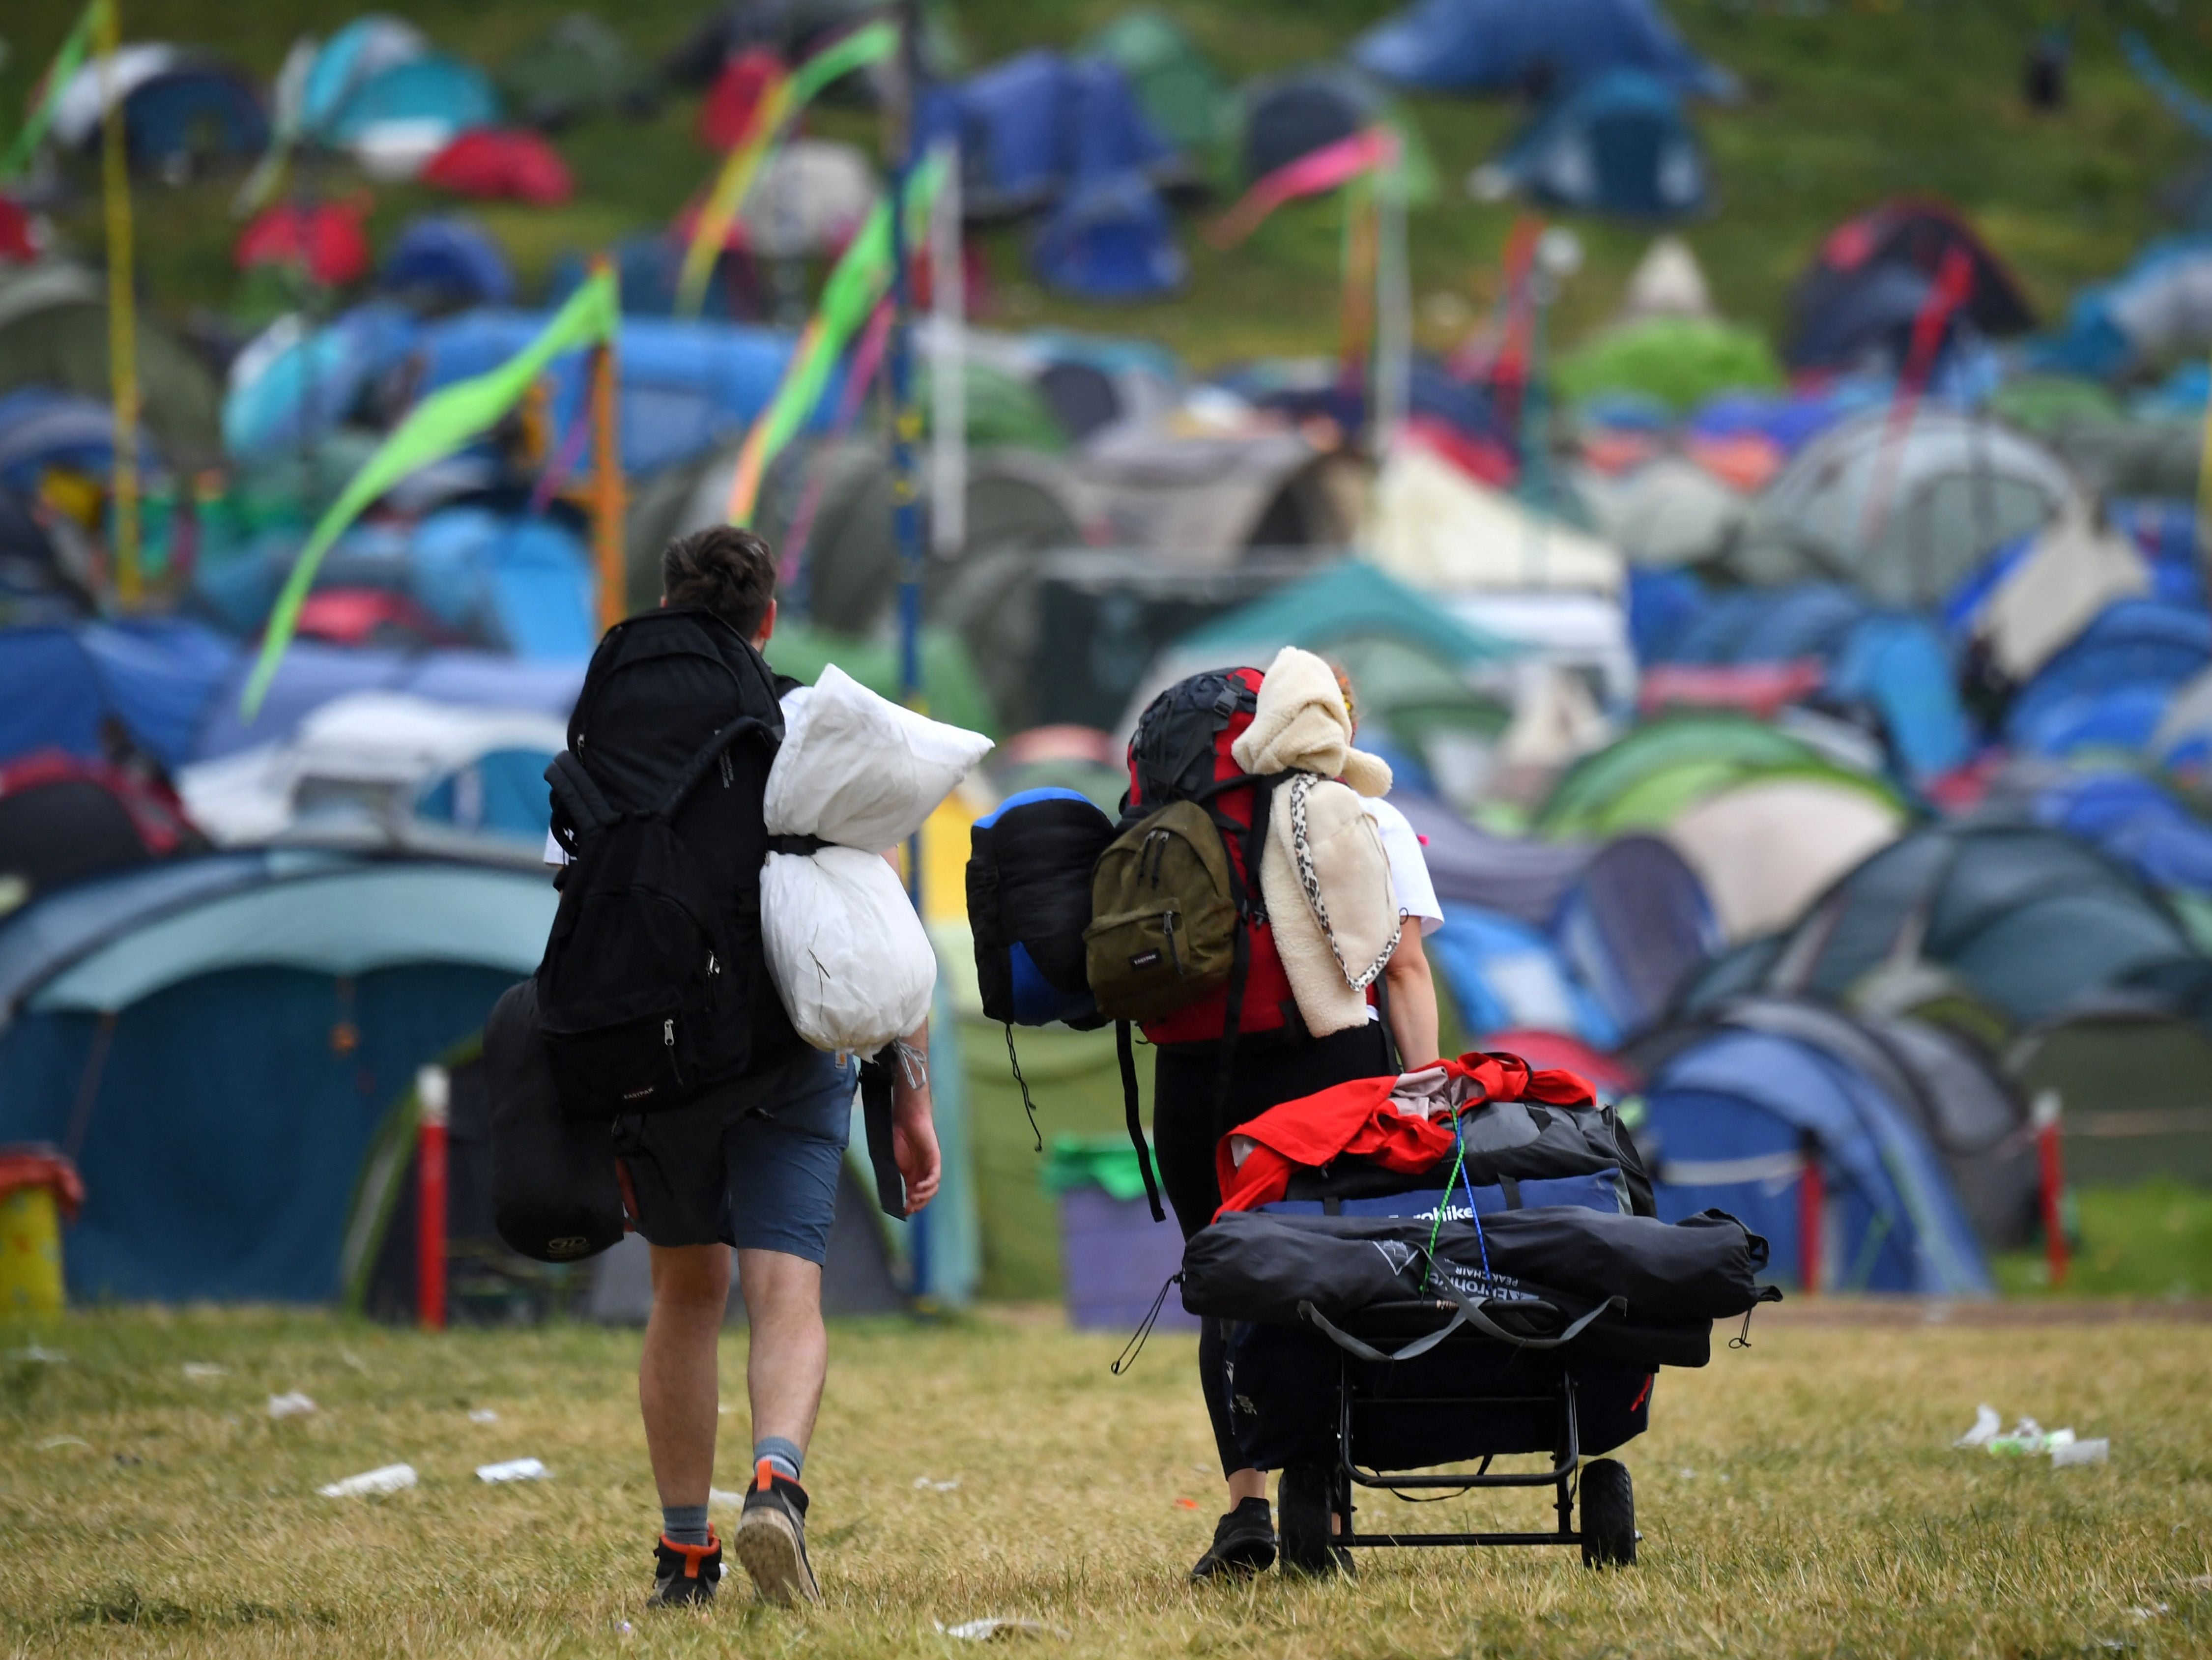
[753,1435,804,1483]
[661,1503,711,1547]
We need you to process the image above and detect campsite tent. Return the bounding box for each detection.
[1667,776,1905,942]
[1480,71,1713,222]
[1574,457,1747,570]
[300,16,431,137]
[0,620,237,772]
[50,47,268,175]
[1550,834,1720,1035]
[0,264,223,467]
[0,751,198,916]
[420,129,574,205]
[2035,236,2212,380]
[2155,667,2212,771]
[1237,67,1387,183]
[0,390,165,496]
[178,691,565,850]
[1785,200,2037,371]
[1391,788,1593,926]
[2011,999,2212,1185]
[1427,902,1621,1050]
[1070,422,1364,555]
[1639,1024,1992,1294]
[497,12,648,129]
[381,217,516,308]
[918,53,1179,219]
[1760,823,2209,1030]
[1732,409,2074,609]
[1032,173,1187,301]
[1636,995,2035,1254]
[0,495,86,627]
[2032,770,2212,900]
[0,853,554,1302]
[1078,10,1228,168]
[2003,598,2211,757]
[1353,0,1735,100]
[1365,445,1624,596]
[1557,318,1780,414]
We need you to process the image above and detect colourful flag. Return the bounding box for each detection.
[725,153,948,526]
[1207,126,1397,250]
[674,20,899,316]
[1,0,111,182]
[239,269,622,718]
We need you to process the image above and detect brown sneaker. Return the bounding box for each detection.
[732,1460,821,1606]
[648,1532,721,1606]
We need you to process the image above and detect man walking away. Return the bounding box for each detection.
[545,527,942,1608]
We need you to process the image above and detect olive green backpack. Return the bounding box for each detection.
[1084,800,1242,1023]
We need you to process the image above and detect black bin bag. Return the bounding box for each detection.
[487,978,627,1263]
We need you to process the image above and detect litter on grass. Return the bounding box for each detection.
[2052,1437,2111,1467]
[937,1618,1067,1641]
[476,1457,549,1483]
[267,1392,317,1419]
[1953,1407,2109,1464]
[318,1463,417,1497]
[467,1408,499,1424]
[181,1362,229,1380]
[1953,1403,2001,1448]
[7,1345,67,1364]
[914,1476,960,1491]
[709,1487,745,1508]
[34,1435,89,1451]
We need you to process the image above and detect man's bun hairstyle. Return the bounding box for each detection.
[661,525,776,640]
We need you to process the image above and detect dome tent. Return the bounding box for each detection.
[1733,409,2074,609]
[0,853,555,1302]
[1480,70,1713,223]
[49,47,268,176]
[1786,200,2037,372]
[1353,0,1736,101]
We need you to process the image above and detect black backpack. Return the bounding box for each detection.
[537,607,799,1118]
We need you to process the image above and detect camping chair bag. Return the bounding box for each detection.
[486,978,627,1263]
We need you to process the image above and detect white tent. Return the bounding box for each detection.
[1973,500,2151,681]
[1363,445,1624,596]
[1575,455,1747,569]
[1666,776,1904,942]
[1616,235,1716,325]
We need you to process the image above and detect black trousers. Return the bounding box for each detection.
[1151,1021,1393,1478]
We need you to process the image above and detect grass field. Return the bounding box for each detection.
[4,0,2211,368]
[2,1303,2208,1658]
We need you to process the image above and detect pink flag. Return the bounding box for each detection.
[1207,126,1396,249]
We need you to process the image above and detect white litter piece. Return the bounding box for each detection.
[267,1392,317,1419]
[2052,1438,2111,1468]
[318,1463,417,1497]
[467,1408,499,1424]
[7,1345,67,1364]
[1953,1403,2001,1448]
[181,1362,229,1381]
[476,1457,549,1484]
[35,1435,89,1451]
[709,1488,745,1509]
[937,1618,1065,1641]
[914,1476,960,1491]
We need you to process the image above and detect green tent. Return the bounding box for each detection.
[0,264,223,468]
[1079,9,1231,171]
[1555,316,1784,415]
[498,13,650,128]
[1537,712,1901,839]
[915,358,1068,452]
[1986,374,2125,437]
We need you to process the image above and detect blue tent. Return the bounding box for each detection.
[1826,614,1973,782]
[301,16,431,138]
[1668,582,1867,666]
[918,52,1177,219]
[0,853,552,1302]
[221,304,420,462]
[323,54,500,144]
[1487,70,1712,221]
[2108,499,2208,609]
[1642,1026,1992,1295]
[1427,902,1620,1049]
[380,217,516,308]
[2035,772,2212,897]
[1032,172,1185,301]
[111,59,268,171]
[404,507,598,659]
[0,621,237,771]
[1625,567,1707,663]
[2005,599,2212,755]
[2032,236,2212,381]
[0,389,165,493]
[412,312,809,476]
[1550,834,1718,1036]
[1354,0,1735,100]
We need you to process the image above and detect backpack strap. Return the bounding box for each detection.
[1206,770,1286,1130]
[1117,1019,1165,1222]
[856,1056,908,1219]
[545,751,619,853]
[656,715,779,819]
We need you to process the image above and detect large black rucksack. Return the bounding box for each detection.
[537,607,799,1118]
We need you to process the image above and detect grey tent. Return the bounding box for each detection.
[2009,996,2212,1186]
[1731,409,2074,608]
[1067,423,1366,557]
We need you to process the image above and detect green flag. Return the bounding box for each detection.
[1,0,110,182]
[239,268,622,719]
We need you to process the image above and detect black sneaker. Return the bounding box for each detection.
[733,1460,822,1606]
[1190,1496,1277,1581]
[648,1533,722,1606]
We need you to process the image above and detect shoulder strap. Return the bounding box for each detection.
[545,751,619,851]
[656,715,779,819]
[1117,1019,1165,1223]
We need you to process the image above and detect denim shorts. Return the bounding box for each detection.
[614,1046,857,1262]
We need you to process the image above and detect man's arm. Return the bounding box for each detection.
[1383,926,1440,1069]
[888,1019,943,1211]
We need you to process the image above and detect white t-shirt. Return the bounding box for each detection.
[543,686,808,867]
[1363,795,1444,937]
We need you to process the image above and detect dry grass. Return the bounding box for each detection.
[2,1304,2209,1659]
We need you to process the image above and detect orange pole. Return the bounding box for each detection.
[587,255,625,633]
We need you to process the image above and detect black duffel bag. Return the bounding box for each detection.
[1183,1206,1776,1363]
[486,978,628,1263]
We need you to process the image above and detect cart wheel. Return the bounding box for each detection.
[1277,1462,1337,1576]
[1579,1458,1636,1569]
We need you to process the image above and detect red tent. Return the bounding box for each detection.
[698,48,783,151]
[233,197,373,287]
[0,194,41,265]
[293,588,461,650]
[1477,1030,1640,1098]
[421,129,574,205]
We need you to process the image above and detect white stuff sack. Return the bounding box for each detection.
[765,666,994,851]
[760,666,993,1055]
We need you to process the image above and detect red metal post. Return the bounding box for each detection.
[416,1065,449,1332]
[2033,1089,2068,1287]
[1797,1137,1823,1297]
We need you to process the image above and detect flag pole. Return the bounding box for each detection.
[587,254,626,633]
[96,0,142,607]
